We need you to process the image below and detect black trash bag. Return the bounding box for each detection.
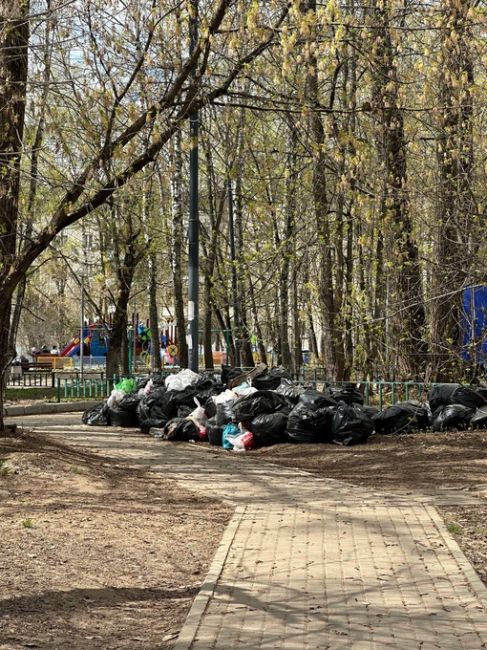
[249,412,289,446]
[360,405,380,419]
[275,380,305,404]
[216,401,233,426]
[82,403,110,426]
[194,377,215,392]
[286,402,333,443]
[177,405,193,418]
[136,376,151,390]
[151,374,167,388]
[427,384,460,411]
[232,390,289,422]
[195,386,226,417]
[137,387,169,431]
[108,406,139,428]
[471,406,487,429]
[325,385,364,405]
[332,402,373,446]
[372,401,430,435]
[432,404,474,432]
[221,365,245,385]
[118,393,141,415]
[474,387,487,401]
[429,384,485,412]
[162,417,199,441]
[162,387,199,419]
[207,417,223,446]
[204,396,217,419]
[253,366,292,391]
[452,386,486,409]
[299,389,337,410]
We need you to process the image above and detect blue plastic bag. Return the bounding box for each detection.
[222,423,240,449]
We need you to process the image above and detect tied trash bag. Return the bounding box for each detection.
[118,393,141,415]
[137,387,169,431]
[232,431,255,452]
[212,389,238,423]
[165,368,201,392]
[161,387,199,419]
[207,417,224,446]
[249,412,288,446]
[108,406,139,428]
[325,385,364,406]
[107,388,126,409]
[372,401,430,435]
[253,366,292,391]
[299,390,337,409]
[428,384,485,412]
[82,403,110,426]
[162,417,200,441]
[232,390,289,422]
[331,403,373,446]
[432,405,474,432]
[286,402,333,443]
[276,380,305,404]
[114,377,137,394]
[471,407,487,429]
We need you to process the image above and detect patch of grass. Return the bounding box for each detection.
[5,387,57,401]
[447,521,463,536]
[22,519,34,529]
[0,459,11,478]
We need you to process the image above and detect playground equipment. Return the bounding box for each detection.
[61,323,108,362]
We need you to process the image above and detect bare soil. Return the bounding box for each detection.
[0,431,231,650]
[252,429,487,492]
[250,429,487,588]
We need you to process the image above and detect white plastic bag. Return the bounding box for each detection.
[143,379,154,396]
[188,399,207,426]
[212,389,237,405]
[165,368,201,391]
[107,388,125,408]
[233,382,258,397]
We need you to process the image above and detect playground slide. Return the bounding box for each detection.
[61,340,79,357]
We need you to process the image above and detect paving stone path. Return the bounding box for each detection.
[9,414,487,649]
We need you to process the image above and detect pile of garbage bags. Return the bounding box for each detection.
[82,369,487,451]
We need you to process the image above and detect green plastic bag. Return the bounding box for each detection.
[115,377,137,394]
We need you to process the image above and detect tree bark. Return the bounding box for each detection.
[0,0,29,432]
[430,0,474,380]
[370,0,424,379]
[169,131,189,367]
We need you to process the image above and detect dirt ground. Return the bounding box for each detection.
[250,429,487,588]
[0,431,231,650]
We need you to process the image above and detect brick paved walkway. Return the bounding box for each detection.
[11,416,487,649]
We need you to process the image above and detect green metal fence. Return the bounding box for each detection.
[56,367,457,412]
[56,377,114,401]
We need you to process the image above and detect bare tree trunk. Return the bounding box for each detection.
[301,0,339,379]
[370,0,424,379]
[169,131,188,367]
[9,1,51,357]
[234,173,254,367]
[279,117,297,370]
[0,0,29,431]
[106,211,143,377]
[430,0,474,380]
